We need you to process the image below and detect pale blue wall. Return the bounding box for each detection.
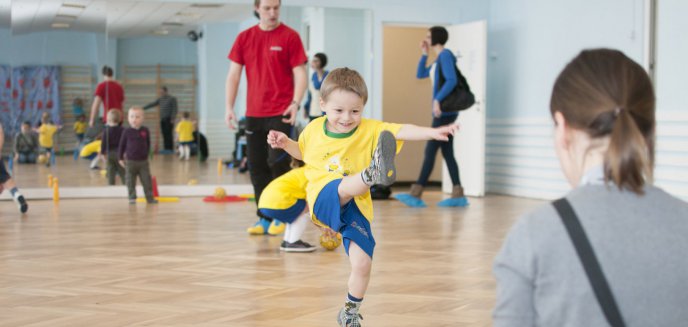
[0,28,10,64]
[656,0,687,113]
[116,37,197,72]
[197,22,240,121]
[324,8,366,75]
[4,30,110,68]
[484,0,645,119]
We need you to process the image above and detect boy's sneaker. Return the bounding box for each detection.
[362,131,397,186]
[267,220,285,235]
[337,307,363,327]
[247,218,270,235]
[147,199,159,204]
[280,240,317,252]
[129,199,136,204]
[15,195,28,214]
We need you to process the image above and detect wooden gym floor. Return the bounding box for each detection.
[0,188,544,326]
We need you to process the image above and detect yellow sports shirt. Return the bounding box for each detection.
[38,124,58,148]
[298,117,403,224]
[175,120,194,143]
[74,121,87,134]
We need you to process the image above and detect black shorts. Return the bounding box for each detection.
[0,159,11,184]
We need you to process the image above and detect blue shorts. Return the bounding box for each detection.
[314,179,376,258]
[258,199,306,224]
[0,159,10,184]
[179,141,194,146]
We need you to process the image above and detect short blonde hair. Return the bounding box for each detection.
[320,67,368,105]
[128,106,144,114]
[107,109,121,124]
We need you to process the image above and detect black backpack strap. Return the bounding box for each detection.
[552,198,626,327]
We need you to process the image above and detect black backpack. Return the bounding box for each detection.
[437,55,475,112]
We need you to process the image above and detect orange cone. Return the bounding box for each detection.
[152,176,159,197]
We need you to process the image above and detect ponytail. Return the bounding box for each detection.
[604,108,653,194]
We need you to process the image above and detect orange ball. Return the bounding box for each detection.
[319,231,342,251]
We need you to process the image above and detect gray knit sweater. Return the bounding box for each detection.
[493,184,688,327]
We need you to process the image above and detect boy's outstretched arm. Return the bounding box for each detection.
[395,123,459,141]
[267,130,303,161]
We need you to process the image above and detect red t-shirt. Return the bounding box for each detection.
[94,80,125,122]
[228,24,307,117]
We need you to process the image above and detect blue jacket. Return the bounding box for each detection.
[417,49,459,117]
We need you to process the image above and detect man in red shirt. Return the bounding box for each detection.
[226,0,307,236]
[89,66,125,127]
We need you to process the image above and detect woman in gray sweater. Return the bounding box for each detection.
[493,49,688,326]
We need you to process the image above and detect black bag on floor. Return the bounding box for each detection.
[370,185,391,200]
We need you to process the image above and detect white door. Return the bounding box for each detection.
[442,21,487,197]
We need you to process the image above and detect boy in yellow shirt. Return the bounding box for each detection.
[37,114,60,167]
[175,112,194,160]
[73,114,87,144]
[268,68,457,327]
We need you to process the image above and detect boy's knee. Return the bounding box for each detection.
[351,253,372,276]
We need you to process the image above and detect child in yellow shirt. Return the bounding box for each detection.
[37,114,60,167]
[257,164,316,252]
[268,68,457,326]
[73,114,87,144]
[175,112,194,160]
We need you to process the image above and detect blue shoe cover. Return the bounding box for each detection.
[437,197,469,207]
[393,193,427,208]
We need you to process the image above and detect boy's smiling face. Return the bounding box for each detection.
[321,89,364,134]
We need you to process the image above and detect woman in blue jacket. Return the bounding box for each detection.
[395,26,467,207]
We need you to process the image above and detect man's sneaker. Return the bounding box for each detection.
[147,199,159,204]
[15,195,28,214]
[362,131,396,186]
[280,240,317,252]
[337,307,363,327]
[267,220,286,235]
[129,199,137,204]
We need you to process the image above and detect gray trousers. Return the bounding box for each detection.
[107,153,125,185]
[125,160,154,202]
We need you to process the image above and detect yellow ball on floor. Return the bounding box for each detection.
[100,169,107,176]
[188,179,198,185]
[213,187,226,200]
[320,232,342,251]
[37,154,48,164]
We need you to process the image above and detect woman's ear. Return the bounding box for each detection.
[553,111,569,150]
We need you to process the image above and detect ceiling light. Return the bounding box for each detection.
[152,29,169,35]
[162,22,184,27]
[56,14,78,20]
[190,4,223,8]
[176,12,202,18]
[62,3,86,9]
[51,23,70,29]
